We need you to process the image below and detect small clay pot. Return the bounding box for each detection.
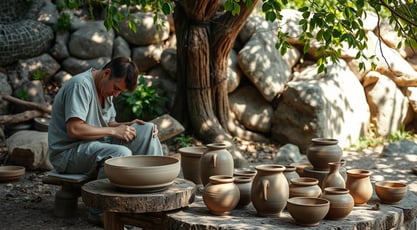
[375,181,407,204]
[290,162,312,177]
[321,187,354,220]
[346,169,373,206]
[307,138,343,171]
[284,165,300,184]
[234,176,252,208]
[200,143,234,186]
[322,162,345,189]
[203,175,240,215]
[289,177,322,198]
[179,146,207,185]
[287,197,330,227]
[251,164,289,217]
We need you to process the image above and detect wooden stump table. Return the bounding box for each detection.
[81,178,196,230]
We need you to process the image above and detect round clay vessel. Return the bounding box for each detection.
[203,175,240,215]
[287,197,330,227]
[284,165,300,184]
[289,177,322,198]
[0,165,25,182]
[234,176,252,208]
[179,146,207,185]
[307,138,343,171]
[375,181,407,204]
[200,142,234,186]
[322,162,345,189]
[290,162,312,177]
[104,155,180,192]
[321,187,354,220]
[345,169,373,205]
[251,164,289,217]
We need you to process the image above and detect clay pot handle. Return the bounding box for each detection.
[262,179,270,201]
[212,153,217,168]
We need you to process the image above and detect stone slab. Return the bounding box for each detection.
[164,190,417,229]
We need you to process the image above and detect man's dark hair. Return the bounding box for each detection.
[103,56,139,92]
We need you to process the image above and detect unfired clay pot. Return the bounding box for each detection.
[289,177,322,198]
[322,162,345,189]
[321,187,354,220]
[234,176,252,208]
[203,175,240,215]
[251,164,289,217]
[307,138,343,171]
[346,169,373,205]
[375,181,407,204]
[200,143,234,186]
[284,165,300,184]
[287,197,330,227]
[179,146,207,185]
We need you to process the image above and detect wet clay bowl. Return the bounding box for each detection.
[375,181,407,204]
[0,165,25,182]
[287,197,330,227]
[104,155,180,193]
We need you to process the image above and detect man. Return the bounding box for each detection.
[48,56,163,179]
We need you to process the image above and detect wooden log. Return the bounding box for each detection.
[0,94,51,114]
[0,110,44,125]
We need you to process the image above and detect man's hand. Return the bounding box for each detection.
[113,125,137,142]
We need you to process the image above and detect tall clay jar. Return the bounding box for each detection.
[234,176,253,208]
[203,175,240,215]
[251,164,289,217]
[321,187,354,220]
[345,169,373,206]
[179,146,207,185]
[200,143,234,186]
[322,162,345,189]
[289,177,322,198]
[307,138,343,171]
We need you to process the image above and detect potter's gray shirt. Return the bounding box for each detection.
[48,68,116,168]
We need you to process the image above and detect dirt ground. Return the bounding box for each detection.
[1,142,417,230]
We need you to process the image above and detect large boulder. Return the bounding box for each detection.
[271,59,370,152]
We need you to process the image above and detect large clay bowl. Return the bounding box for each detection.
[104,155,180,193]
[287,197,330,226]
[0,165,25,182]
[375,181,407,204]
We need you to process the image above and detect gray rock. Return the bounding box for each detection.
[381,140,417,157]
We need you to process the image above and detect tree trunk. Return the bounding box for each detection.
[172,1,259,167]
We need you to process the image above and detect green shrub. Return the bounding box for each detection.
[56,13,71,31]
[115,76,167,121]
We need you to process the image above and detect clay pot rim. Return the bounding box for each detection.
[284,165,297,171]
[328,161,344,166]
[233,176,252,182]
[287,197,330,207]
[178,146,207,157]
[311,138,339,145]
[375,181,407,189]
[323,187,350,194]
[206,142,231,149]
[105,155,179,169]
[233,168,257,177]
[255,164,286,172]
[290,177,319,185]
[346,169,372,176]
[208,175,234,183]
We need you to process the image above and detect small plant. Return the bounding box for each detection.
[15,89,28,100]
[56,13,71,32]
[32,70,44,80]
[388,126,417,142]
[174,134,194,148]
[115,76,167,121]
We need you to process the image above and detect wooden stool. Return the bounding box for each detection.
[82,178,196,230]
[42,170,92,217]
